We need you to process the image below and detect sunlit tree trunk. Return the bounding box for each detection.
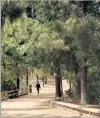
[80,66,87,104]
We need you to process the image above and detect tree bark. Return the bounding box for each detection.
[16,63,20,90]
[55,67,63,98]
[17,76,20,89]
[42,77,44,87]
[36,74,39,82]
[45,76,47,84]
[69,79,72,90]
[60,75,63,96]
[76,79,81,98]
[69,73,72,90]
[76,70,81,98]
[80,67,87,104]
[26,68,28,86]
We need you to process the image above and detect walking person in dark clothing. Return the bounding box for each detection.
[35,82,41,94]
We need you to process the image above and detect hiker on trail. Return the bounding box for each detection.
[35,82,41,94]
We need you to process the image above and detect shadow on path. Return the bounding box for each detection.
[1,81,97,118]
[2,113,93,118]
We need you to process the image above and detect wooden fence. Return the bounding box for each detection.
[1,88,28,101]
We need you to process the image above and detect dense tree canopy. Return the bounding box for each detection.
[1,0,100,104]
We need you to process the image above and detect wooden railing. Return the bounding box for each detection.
[1,88,28,101]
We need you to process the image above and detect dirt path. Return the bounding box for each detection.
[1,81,98,118]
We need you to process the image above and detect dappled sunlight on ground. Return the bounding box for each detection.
[1,80,98,118]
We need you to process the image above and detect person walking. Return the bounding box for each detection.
[35,82,41,94]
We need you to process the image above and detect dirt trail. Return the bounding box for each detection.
[1,80,98,118]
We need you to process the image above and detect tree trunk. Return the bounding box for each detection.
[69,71,73,91]
[60,75,63,96]
[3,80,6,91]
[16,63,20,90]
[76,79,81,98]
[36,74,39,82]
[31,4,34,18]
[69,74,72,90]
[69,80,72,90]
[80,67,87,104]
[42,77,44,87]
[76,70,81,98]
[55,67,63,98]
[17,76,20,89]
[45,76,47,84]
[26,68,28,86]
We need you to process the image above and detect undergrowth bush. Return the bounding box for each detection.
[86,72,100,104]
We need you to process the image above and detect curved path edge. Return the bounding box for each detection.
[48,100,100,117]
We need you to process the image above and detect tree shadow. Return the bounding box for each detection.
[2,113,94,118]
[1,106,52,111]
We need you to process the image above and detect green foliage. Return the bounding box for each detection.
[87,71,100,104]
[1,1,24,23]
[1,16,31,90]
[1,79,17,91]
[65,89,74,98]
[69,1,100,17]
[1,1,100,104]
[71,15,100,68]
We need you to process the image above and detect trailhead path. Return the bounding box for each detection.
[1,80,97,118]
